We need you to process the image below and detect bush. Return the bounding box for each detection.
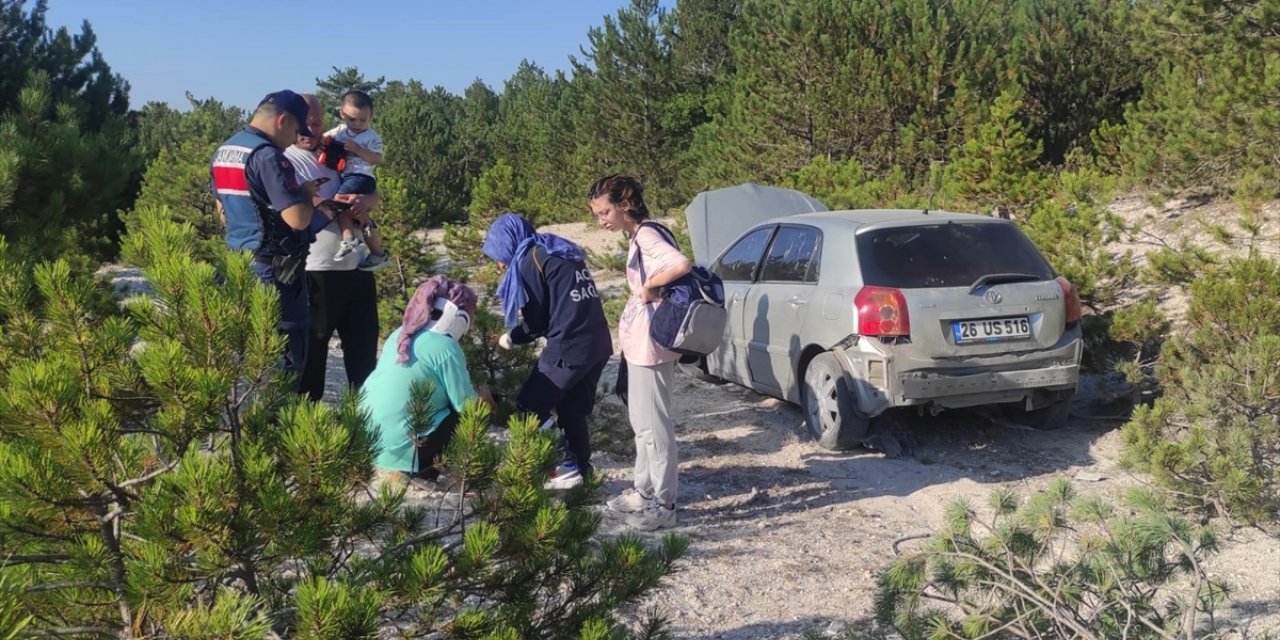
[1122,256,1280,522]
[877,481,1226,640]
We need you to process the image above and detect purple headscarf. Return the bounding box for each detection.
[397,274,478,364]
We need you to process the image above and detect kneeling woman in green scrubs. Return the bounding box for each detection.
[360,275,489,481]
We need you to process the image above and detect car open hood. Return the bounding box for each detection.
[683,183,829,265]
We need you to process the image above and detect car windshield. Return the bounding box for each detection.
[856,221,1055,288]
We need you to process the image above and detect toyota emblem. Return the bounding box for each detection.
[984,289,1002,304]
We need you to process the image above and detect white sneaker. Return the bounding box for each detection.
[334,237,364,260]
[543,464,583,490]
[625,501,676,531]
[606,488,653,513]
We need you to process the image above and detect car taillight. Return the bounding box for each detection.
[1056,276,1082,326]
[854,286,910,336]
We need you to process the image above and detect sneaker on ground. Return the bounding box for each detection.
[607,488,653,513]
[543,463,584,490]
[625,501,677,531]
[359,250,391,272]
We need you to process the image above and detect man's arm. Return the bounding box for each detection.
[251,147,325,231]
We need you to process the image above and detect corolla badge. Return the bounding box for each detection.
[984,289,1002,304]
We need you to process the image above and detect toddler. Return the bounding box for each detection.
[325,90,386,266]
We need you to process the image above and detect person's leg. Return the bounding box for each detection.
[415,409,461,480]
[277,275,312,394]
[554,358,608,477]
[300,271,343,401]
[337,211,355,242]
[334,211,362,260]
[337,174,376,195]
[335,270,380,389]
[516,359,582,486]
[515,358,573,426]
[626,361,655,499]
[627,360,677,506]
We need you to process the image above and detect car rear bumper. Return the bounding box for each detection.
[832,330,1082,415]
[897,362,1078,403]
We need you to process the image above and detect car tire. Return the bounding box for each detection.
[1004,391,1075,430]
[802,353,869,450]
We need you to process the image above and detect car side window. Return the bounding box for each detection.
[759,226,823,283]
[713,226,775,282]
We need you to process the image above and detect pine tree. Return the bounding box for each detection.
[877,481,1226,640]
[1122,255,1280,522]
[1117,0,1280,189]
[1007,0,1148,163]
[946,86,1047,217]
[314,66,386,119]
[458,79,498,181]
[132,93,246,161]
[0,0,130,131]
[0,71,139,264]
[376,82,470,225]
[571,0,685,209]
[490,62,579,221]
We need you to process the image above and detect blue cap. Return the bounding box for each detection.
[258,90,313,137]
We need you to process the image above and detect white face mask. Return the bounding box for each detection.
[425,297,471,340]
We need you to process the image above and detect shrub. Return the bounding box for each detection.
[1122,256,1280,522]
[877,481,1226,640]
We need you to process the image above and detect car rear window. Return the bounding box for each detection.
[856,221,1055,288]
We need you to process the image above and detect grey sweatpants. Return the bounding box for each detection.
[627,359,678,505]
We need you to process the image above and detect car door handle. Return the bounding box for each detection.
[788,296,808,307]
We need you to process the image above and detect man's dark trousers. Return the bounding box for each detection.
[300,269,379,401]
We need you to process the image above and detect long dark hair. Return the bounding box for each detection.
[587,174,649,222]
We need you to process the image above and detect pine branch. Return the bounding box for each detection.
[113,456,181,491]
[25,581,115,593]
[28,626,118,637]
[3,553,70,565]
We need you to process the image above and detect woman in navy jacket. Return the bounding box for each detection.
[483,213,613,488]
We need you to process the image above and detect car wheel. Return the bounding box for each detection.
[802,353,869,450]
[1003,391,1075,430]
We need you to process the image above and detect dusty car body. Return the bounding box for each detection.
[685,185,1083,449]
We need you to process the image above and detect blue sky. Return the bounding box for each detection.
[44,0,666,111]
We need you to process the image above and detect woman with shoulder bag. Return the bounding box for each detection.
[588,175,692,531]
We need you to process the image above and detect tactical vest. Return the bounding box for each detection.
[211,129,273,252]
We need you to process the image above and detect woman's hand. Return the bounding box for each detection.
[639,284,662,303]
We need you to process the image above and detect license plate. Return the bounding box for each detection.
[952,316,1031,343]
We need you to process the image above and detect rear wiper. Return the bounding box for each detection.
[968,273,1042,293]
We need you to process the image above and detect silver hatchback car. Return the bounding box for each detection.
[698,206,1083,450]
